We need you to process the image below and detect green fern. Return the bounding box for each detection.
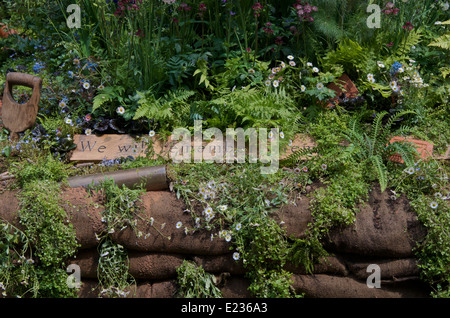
[369,155,388,192]
[133,88,195,128]
[428,20,450,50]
[342,111,418,191]
[92,85,126,112]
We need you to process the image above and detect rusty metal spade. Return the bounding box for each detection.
[2,72,42,141]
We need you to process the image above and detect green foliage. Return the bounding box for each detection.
[288,236,328,275]
[428,20,450,50]
[133,88,196,130]
[18,180,78,267]
[176,260,222,298]
[97,238,135,298]
[343,111,418,192]
[411,192,450,298]
[10,154,70,187]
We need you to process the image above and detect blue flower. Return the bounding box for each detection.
[390,61,403,76]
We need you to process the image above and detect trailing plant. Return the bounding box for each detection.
[176,260,222,298]
[171,162,299,298]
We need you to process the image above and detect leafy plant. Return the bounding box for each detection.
[343,110,418,192]
[176,260,222,298]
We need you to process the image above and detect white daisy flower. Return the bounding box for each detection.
[149,130,155,137]
[317,82,324,90]
[279,131,285,139]
[117,106,125,114]
[289,61,296,66]
[85,128,92,136]
[430,201,438,209]
[233,252,240,260]
[273,80,279,88]
[83,82,90,90]
[300,85,306,92]
[176,221,183,229]
[312,67,319,73]
[265,80,271,86]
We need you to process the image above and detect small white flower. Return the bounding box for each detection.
[117,106,125,115]
[280,131,285,139]
[218,205,227,211]
[287,55,294,60]
[176,221,183,229]
[430,201,438,209]
[65,118,72,125]
[149,130,155,137]
[265,80,271,86]
[236,223,242,231]
[289,61,296,66]
[317,82,324,90]
[59,100,67,108]
[268,131,274,139]
[233,252,240,260]
[85,128,92,136]
[101,251,109,257]
[300,85,306,92]
[83,82,90,90]
[273,80,279,88]
[307,62,313,67]
[248,68,255,74]
[377,61,385,68]
[312,67,319,73]
[225,234,232,242]
[389,80,397,89]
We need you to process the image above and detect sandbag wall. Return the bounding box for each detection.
[0,185,431,298]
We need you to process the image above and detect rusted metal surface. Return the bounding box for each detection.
[67,165,169,191]
[1,72,42,140]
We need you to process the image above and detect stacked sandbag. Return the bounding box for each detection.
[0,185,430,298]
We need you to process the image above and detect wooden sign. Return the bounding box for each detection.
[70,134,172,162]
[69,133,318,163]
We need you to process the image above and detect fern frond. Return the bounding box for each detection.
[371,111,388,155]
[280,145,323,167]
[387,141,418,168]
[378,110,416,143]
[370,155,388,192]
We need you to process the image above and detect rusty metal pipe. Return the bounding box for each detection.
[66,165,169,191]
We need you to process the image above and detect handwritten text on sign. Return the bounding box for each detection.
[69,134,318,162]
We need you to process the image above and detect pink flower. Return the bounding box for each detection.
[275,36,283,45]
[252,2,264,17]
[403,21,413,31]
[386,42,394,47]
[385,2,395,9]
